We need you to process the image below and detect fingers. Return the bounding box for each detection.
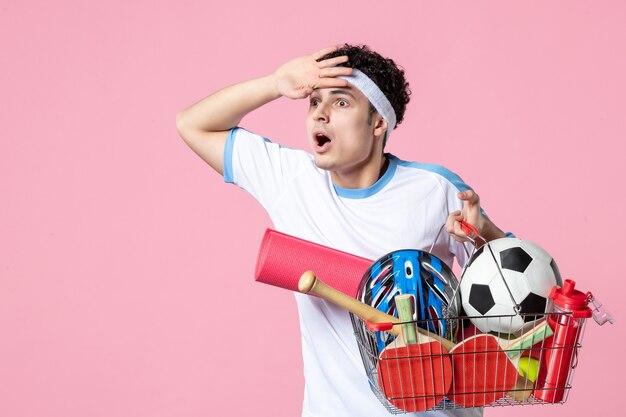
[446,210,472,243]
[314,66,352,89]
[448,191,485,243]
[454,221,468,241]
[458,189,479,204]
[313,77,350,90]
[446,211,457,234]
[313,47,350,77]
[312,45,339,60]
[318,55,349,68]
[318,66,353,78]
[311,47,352,88]
[446,210,462,235]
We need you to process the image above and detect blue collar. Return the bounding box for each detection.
[333,154,397,199]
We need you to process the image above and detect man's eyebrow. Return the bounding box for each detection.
[328,89,357,99]
[311,88,357,99]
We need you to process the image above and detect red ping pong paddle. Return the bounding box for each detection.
[298,272,453,412]
[448,320,552,407]
[376,294,452,412]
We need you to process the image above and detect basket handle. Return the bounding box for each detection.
[459,220,479,239]
[366,321,394,332]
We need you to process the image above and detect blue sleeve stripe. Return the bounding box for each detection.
[223,127,238,184]
[395,158,471,193]
[395,157,515,237]
[394,156,487,216]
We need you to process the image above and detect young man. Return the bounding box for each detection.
[177,44,506,417]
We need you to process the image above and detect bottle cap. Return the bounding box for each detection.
[549,279,592,318]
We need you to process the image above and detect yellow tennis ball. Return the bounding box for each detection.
[518,357,540,383]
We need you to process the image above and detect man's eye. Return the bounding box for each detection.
[337,99,348,107]
[310,98,320,106]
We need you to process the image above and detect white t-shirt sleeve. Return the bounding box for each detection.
[223,127,308,210]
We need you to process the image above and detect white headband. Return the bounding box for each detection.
[339,68,397,140]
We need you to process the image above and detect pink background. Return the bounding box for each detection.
[1,1,624,416]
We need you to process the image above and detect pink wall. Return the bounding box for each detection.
[1,1,623,416]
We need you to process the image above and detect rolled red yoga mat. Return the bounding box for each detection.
[254,229,373,297]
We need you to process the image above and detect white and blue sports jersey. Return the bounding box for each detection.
[224,127,483,417]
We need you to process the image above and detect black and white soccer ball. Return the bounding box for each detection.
[460,238,562,335]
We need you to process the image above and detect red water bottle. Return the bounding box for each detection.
[535,279,592,402]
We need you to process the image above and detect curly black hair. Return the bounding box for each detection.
[320,44,411,129]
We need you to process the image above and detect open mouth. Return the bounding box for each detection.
[313,130,333,151]
[316,133,331,146]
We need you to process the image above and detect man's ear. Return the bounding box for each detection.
[372,114,388,139]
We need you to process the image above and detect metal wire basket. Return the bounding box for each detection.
[350,311,587,413]
[348,222,610,413]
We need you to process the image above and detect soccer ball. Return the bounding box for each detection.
[460,238,562,335]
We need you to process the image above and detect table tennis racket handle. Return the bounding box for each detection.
[507,376,533,402]
[395,294,434,345]
[395,294,417,344]
[501,320,552,359]
[500,322,552,401]
[299,271,455,351]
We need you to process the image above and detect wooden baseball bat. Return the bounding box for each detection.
[298,271,456,351]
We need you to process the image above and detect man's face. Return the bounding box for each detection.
[306,86,385,177]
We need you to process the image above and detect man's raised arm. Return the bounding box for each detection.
[175,46,352,175]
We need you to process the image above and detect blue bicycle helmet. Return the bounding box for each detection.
[357,249,460,352]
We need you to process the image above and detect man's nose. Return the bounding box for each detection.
[313,103,329,122]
